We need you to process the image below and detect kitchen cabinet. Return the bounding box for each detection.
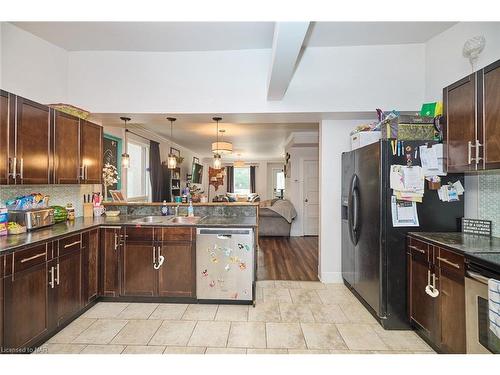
[444,58,500,172]
[53,110,80,184]
[83,229,99,304]
[0,90,12,185]
[407,235,466,353]
[121,241,157,297]
[479,59,500,170]
[157,242,195,297]
[3,243,50,351]
[13,97,52,184]
[0,255,4,351]
[80,120,103,184]
[100,227,121,297]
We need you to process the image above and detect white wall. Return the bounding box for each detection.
[284,146,319,236]
[65,43,425,114]
[0,23,68,104]
[319,119,360,283]
[425,22,500,102]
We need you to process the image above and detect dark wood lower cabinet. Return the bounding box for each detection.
[0,263,4,351]
[100,227,121,297]
[50,250,82,328]
[83,229,99,304]
[158,242,195,297]
[121,242,156,297]
[407,235,466,354]
[3,262,49,352]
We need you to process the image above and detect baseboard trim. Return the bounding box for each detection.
[318,271,343,283]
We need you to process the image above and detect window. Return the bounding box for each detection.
[233,167,250,195]
[126,141,151,200]
[272,168,285,199]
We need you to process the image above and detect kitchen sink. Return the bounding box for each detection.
[132,216,173,224]
[169,216,202,224]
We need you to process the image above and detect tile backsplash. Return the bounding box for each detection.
[0,184,102,217]
[478,172,500,237]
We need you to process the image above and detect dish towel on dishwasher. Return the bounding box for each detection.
[489,278,500,339]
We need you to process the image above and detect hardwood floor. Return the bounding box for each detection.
[257,236,319,281]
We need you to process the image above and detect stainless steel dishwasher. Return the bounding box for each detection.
[196,228,254,302]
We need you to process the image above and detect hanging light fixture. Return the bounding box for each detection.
[120,117,131,168]
[212,117,223,169]
[234,154,245,168]
[211,117,232,155]
[166,117,177,169]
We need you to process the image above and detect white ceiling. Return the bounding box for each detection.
[12,21,456,52]
[92,113,320,161]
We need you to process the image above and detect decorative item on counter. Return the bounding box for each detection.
[51,206,68,223]
[66,203,75,221]
[102,163,119,201]
[7,222,27,235]
[93,206,106,217]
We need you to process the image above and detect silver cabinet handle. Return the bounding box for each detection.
[20,252,46,263]
[114,232,119,250]
[18,158,24,179]
[8,157,16,178]
[84,165,88,180]
[152,246,156,265]
[64,240,81,249]
[468,141,473,164]
[409,245,425,254]
[79,165,85,180]
[56,263,60,285]
[49,266,55,289]
[436,256,460,269]
[475,139,483,164]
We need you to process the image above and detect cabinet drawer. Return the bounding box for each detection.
[436,247,464,276]
[156,227,194,242]
[408,237,431,260]
[125,226,154,242]
[12,243,48,274]
[58,233,82,256]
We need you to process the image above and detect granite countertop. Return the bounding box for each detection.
[409,232,500,272]
[0,215,257,254]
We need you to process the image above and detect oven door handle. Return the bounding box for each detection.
[466,271,490,285]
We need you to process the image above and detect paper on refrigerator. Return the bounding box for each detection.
[419,144,446,176]
[391,196,419,227]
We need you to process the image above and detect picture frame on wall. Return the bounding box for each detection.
[170,147,180,157]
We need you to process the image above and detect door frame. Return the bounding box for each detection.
[300,158,319,236]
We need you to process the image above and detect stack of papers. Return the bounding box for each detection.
[438,180,464,202]
[390,165,425,202]
[419,144,446,176]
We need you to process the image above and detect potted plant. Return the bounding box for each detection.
[102,163,119,201]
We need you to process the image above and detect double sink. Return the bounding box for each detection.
[131,215,203,225]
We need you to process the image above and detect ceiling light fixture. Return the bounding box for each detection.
[211,120,232,154]
[234,154,245,168]
[120,116,131,169]
[166,117,177,169]
[212,117,223,169]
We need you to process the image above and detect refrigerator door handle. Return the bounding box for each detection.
[348,174,360,245]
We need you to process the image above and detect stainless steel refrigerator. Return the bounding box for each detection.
[341,140,464,329]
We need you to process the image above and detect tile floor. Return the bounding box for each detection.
[36,281,434,354]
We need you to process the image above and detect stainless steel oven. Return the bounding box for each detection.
[465,263,500,354]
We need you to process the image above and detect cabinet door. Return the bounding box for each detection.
[408,252,438,342]
[0,90,13,185]
[121,241,157,297]
[157,242,195,298]
[3,262,49,351]
[439,267,466,354]
[53,110,80,184]
[51,250,82,327]
[481,60,500,170]
[100,228,121,297]
[15,97,52,184]
[83,229,99,304]
[80,120,102,184]
[0,261,3,351]
[444,74,477,172]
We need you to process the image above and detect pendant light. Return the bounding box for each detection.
[212,117,223,169]
[212,129,233,154]
[120,117,131,168]
[234,154,245,168]
[166,117,177,169]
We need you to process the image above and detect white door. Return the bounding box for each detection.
[303,160,319,236]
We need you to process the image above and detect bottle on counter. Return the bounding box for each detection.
[66,203,75,221]
[188,201,194,217]
[161,200,169,216]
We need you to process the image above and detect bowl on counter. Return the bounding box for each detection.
[105,210,121,217]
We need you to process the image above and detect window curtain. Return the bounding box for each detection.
[149,141,164,202]
[226,166,234,193]
[161,164,172,202]
[250,166,256,194]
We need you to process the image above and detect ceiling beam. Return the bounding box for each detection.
[267,22,310,101]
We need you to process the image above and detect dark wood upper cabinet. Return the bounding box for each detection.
[83,229,99,304]
[443,74,477,172]
[100,227,121,297]
[3,261,49,351]
[80,120,103,184]
[480,60,500,170]
[0,90,12,185]
[15,97,52,184]
[53,110,80,184]
[121,241,157,297]
[157,241,195,298]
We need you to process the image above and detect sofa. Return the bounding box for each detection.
[259,199,297,237]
